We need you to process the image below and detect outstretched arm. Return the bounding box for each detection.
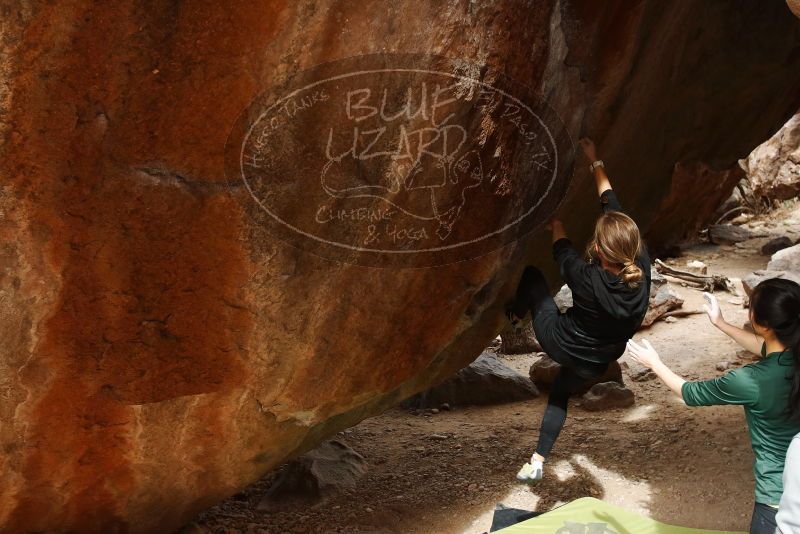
[627,338,759,407]
[579,138,612,197]
[627,339,687,400]
[703,292,764,354]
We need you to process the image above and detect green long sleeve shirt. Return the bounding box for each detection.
[681,345,800,506]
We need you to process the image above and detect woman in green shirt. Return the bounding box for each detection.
[627,278,800,534]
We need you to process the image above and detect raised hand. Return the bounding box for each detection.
[702,292,724,327]
[626,338,661,369]
[702,291,762,354]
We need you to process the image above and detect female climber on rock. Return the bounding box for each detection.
[627,279,800,534]
[506,138,651,483]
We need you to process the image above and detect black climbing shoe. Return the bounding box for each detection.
[504,306,524,333]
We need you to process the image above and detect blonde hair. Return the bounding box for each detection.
[586,211,643,288]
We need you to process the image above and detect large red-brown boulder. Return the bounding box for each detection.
[789,0,800,18]
[1,1,800,532]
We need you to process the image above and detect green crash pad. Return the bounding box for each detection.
[495,497,746,534]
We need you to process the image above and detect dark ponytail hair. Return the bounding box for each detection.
[750,278,800,420]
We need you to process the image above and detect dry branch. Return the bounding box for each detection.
[662,309,705,318]
[654,259,737,293]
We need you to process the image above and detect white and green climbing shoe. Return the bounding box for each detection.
[516,459,543,484]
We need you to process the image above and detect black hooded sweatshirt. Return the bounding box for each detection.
[549,189,651,366]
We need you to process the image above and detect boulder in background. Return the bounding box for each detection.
[403,351,539,409]
[257,440,366,510]
[742,113,800,202]
[529,354,624,394]
[768,244,800,272]
[581,382,635,411]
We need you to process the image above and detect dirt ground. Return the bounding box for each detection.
[187,201,800,534]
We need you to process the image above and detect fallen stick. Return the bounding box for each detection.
[654,259,737,294]
[662,309,705,318]
[713,206,753,225]
[639,309,705,330]
[661,274,705,288]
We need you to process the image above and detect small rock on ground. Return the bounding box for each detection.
[258,440,366,510]
[685,260,708,274]
[621,360,656,382]
[581,382,635,411]
[530,354,624,394]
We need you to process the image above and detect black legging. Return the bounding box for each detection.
[510,266,554,323]
[511,265,607,459]
[535,366,590,458]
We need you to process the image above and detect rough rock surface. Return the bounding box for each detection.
[768,244,800,272]
[790,0,800,18]
[744,270,800,296]
[743,113,800,201]
[709,224,761,245]
[581,382,635,411]
[2,1,800,531]
[403,351,539,408]
[714,177,758,223]
[528,353,562,387]
[647,163,746,253]
[651,266,667,290]
[257,440,366,510]
[529,353,624,394]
